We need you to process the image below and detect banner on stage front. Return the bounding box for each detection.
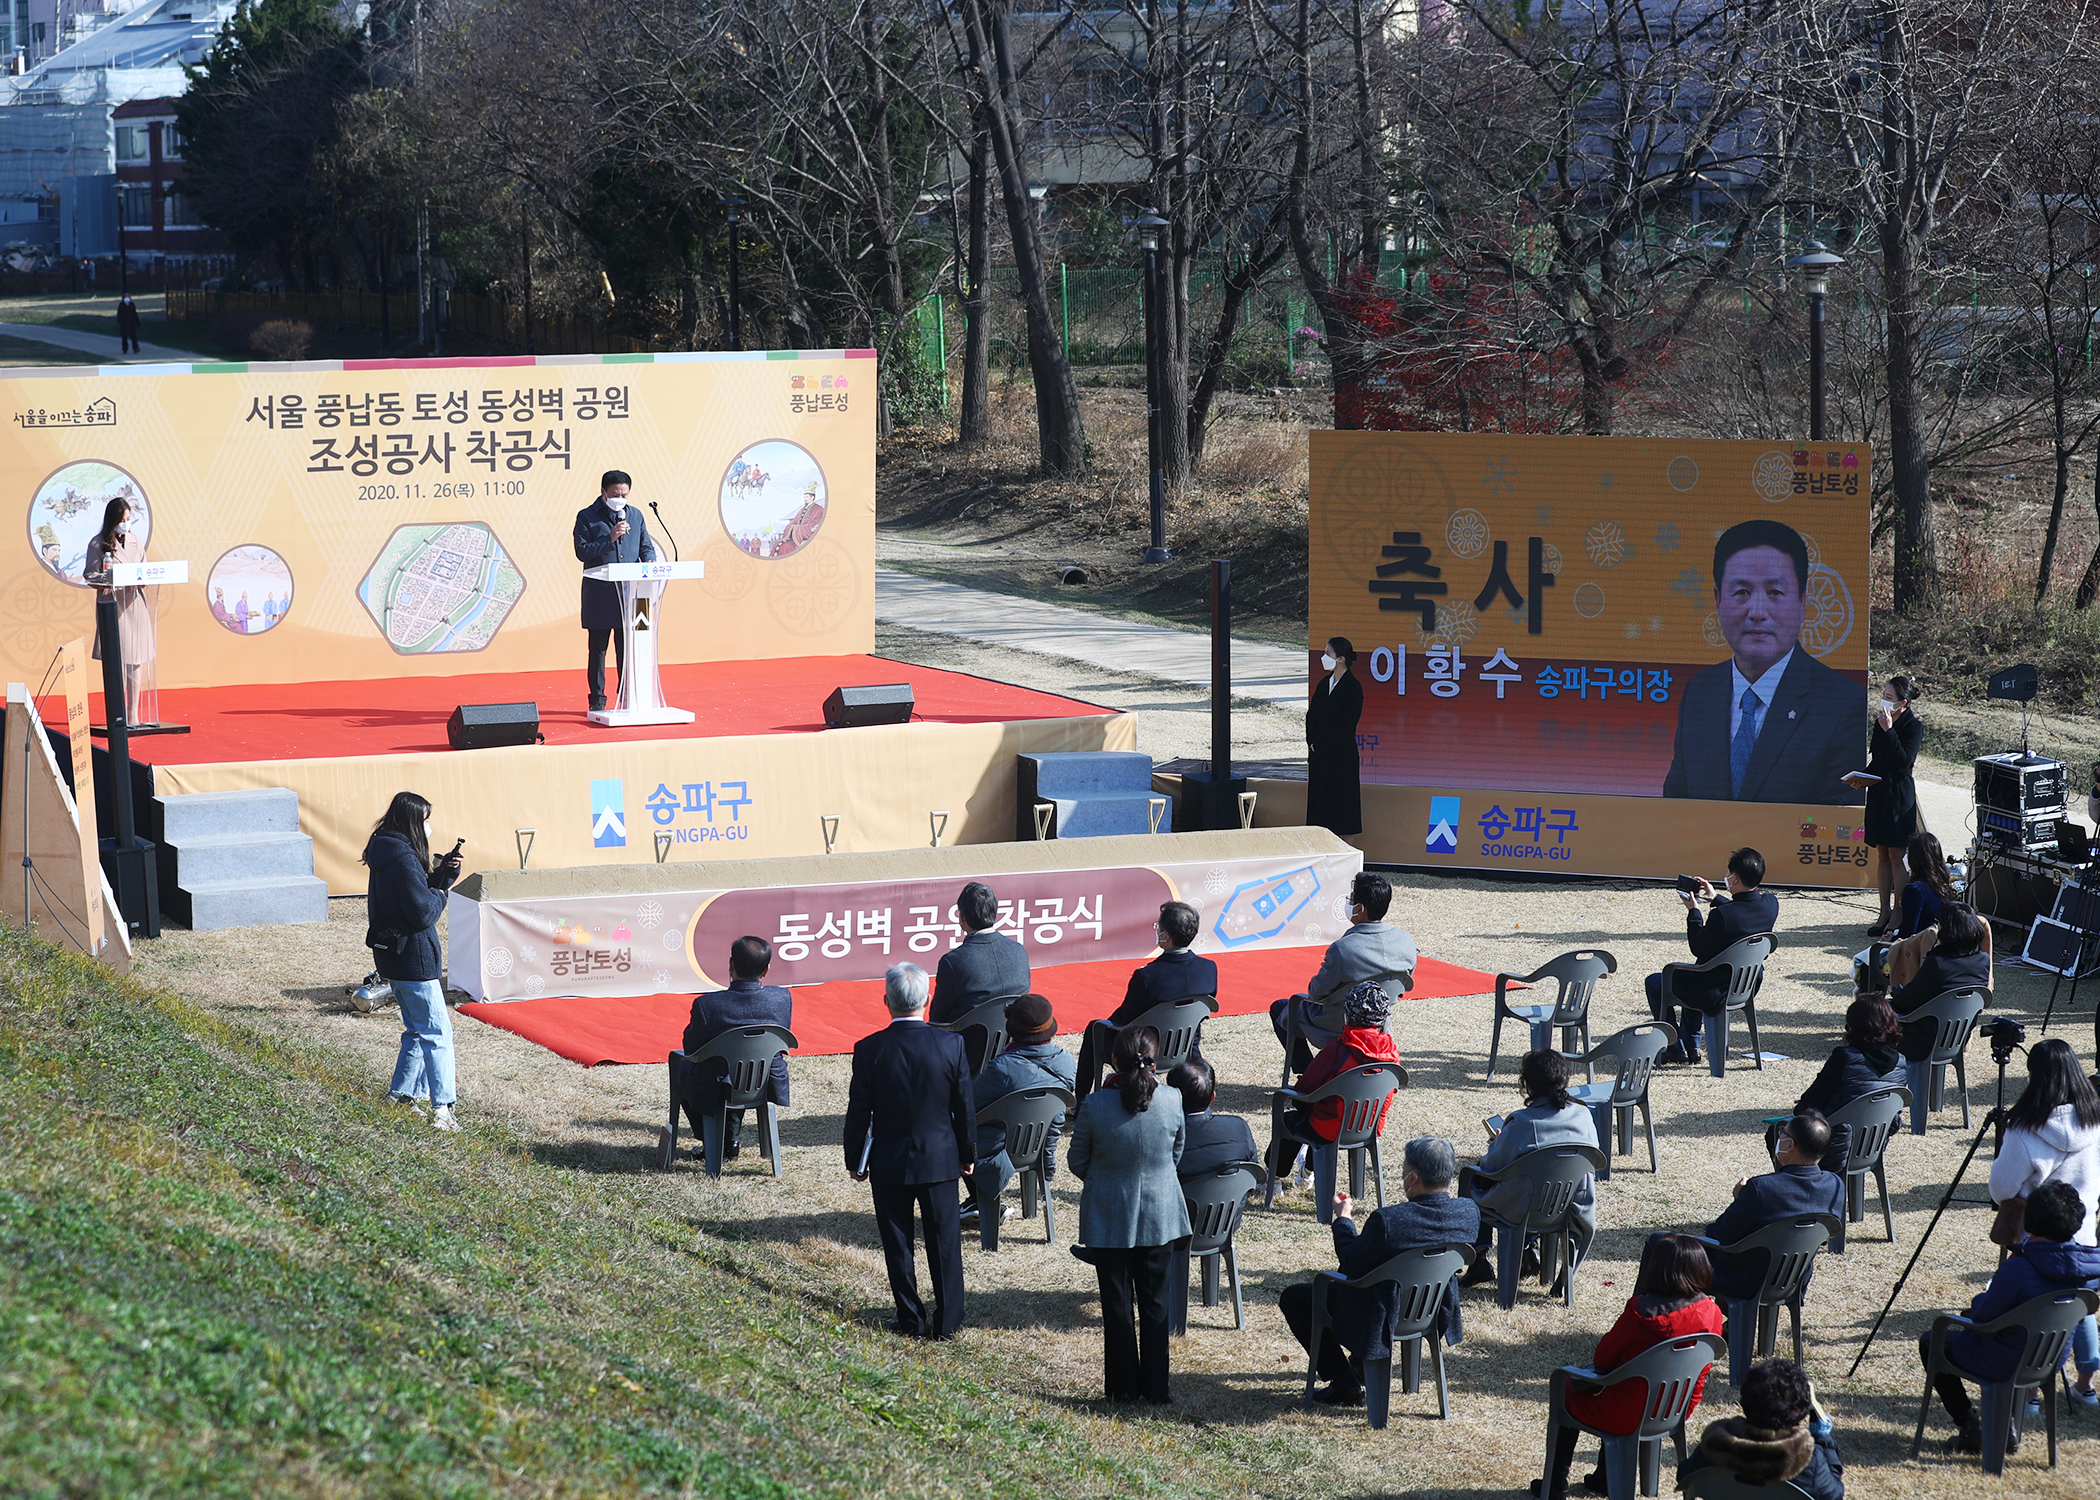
[1309,432,1873,886]
[0,352,875,688]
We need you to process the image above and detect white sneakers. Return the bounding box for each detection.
[430,1105,462,1134]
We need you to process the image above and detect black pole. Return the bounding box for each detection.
[1808,287,1827,442]
[94,594,158,938]
[728,211,742,352]
[1143,240,1169,564]
[1211,559,1231,783]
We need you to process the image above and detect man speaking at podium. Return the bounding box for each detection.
[574,470,657,712]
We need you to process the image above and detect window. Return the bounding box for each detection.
[115,125,148,161]
[161,123,183,159]
[163,191,198,228]
[119,185,153,228]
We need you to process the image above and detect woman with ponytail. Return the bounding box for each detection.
[1068,1024,1191,1404]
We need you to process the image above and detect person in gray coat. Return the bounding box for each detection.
[932,882,1032,1068]
[1460,1049,1599,1289]
[1068,1025,1191,1404]
[1271,872,1416,1072]
[969,995,1078,1223]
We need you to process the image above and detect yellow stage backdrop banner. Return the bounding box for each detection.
[1310,432,1873,887]
[0,351,875,687]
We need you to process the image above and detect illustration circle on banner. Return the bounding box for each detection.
[3,565,78,661]
[1800,563,1855,657]
[1445,508,1490,558]
[486,947,513,978]
[523,975,546,997]
[1752,450,1795,501]
[1667,456,1700,492]
[634,899,665,930]
[1573,582,1606,619]
[27,460,151,589]
[1797,530,1824,567]
[719,439,827,561]
[207,544,294,635]
[1541,543,1564,575]
[767,537,860,636]
[1416,605,1480,651]
[1324,439,1452,572]
[700,537,758,600]
[1583,520,1628,568]
[1703,612,1724,648]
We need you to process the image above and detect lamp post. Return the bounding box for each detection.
[1787,239,1844,441]
[1137,209,1170,564]
[722,195,744,352]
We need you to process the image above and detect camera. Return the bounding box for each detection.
[1981,1015,2027,1060]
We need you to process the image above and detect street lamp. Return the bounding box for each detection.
[1136,208,1170,564]
[721,195,745,352]
[1786,239,1845,441]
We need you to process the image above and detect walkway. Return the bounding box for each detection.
[0,321,198,365]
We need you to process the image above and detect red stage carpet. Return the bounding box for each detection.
[458,948,1504,1067]
[38,654,1107,767]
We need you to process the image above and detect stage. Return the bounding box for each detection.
[41,655,1135,895]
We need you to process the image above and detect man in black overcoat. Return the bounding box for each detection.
[574,468,656,711]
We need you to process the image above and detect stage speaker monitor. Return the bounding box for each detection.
[823,683,914,729]
[448,701,541,750]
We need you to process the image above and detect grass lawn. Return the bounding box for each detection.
[0,333,97,367]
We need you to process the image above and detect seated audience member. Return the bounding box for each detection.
[1888,900,1991,1077]
[1461,1049,1600,1289]
[968,995,1078,1226]
[1647,847,1778,1068]
[1705,1112,1847,1302]
[932,881,1031,1067]
[1267,980,1403,1184]
[1679,1358,1844,1500]
[1783,996,1903,1176]
[1892,829,1957,940]
[1167,1058,1258,1180]
[1918,1180,2100,1453]
[681,935,791,1160]
[1531,1234,1725,1500]
[1278,1135,1481,1408]
[1270,872,1414,1074]
[1077,901,1218,1094]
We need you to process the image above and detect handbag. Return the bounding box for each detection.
[1989,1194,2028,1248]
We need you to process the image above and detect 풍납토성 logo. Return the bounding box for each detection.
[590,778,626,849]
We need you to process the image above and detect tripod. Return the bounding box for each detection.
[1849,1045,2018,1379]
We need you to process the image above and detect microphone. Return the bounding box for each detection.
[648,500,680,562]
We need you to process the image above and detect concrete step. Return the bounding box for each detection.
[159,787,301,842]
[179,875,330,931]
[163,830,315,887]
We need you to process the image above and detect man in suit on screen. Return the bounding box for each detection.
[1662,518,1863,805]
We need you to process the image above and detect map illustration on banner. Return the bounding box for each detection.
[358,522,526,654]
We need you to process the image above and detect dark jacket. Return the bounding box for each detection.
[1305,668,1364,836]
[973,1039,1078,1163]
[1794,1041,1903,1169]
[1705,1163,1848,1302]
[1178,1107,1259,1180]
[1668,888,1780,1012]
[1662,651,1865,804]
[573,497,656,630]
[362,829,453,982]
[1680,1417,1844,1500]
[116,298,140,335]
[844,1019,975,1186]
[1894,879,1945,941]
[1945,1237,2100,1382]
[682,977,793,1106]
[931,928,1031,1025]
[1864,709,1922,832]
[1112,946,1220,1025]
[1889,949,1992,1063]
[1327,1191,1482,1362]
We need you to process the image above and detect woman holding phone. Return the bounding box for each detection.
[363,790,466,1132]
[1849,676,1922,937]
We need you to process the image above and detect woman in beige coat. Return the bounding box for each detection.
[84,496,154,723]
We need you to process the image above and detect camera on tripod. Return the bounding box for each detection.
[1981,1014,2026,1062]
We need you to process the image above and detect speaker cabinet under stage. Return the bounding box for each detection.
[448,701,541,750]
[823,683,914,728]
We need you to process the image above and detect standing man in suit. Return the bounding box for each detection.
[1270,872,1415,1074]
[1648,846,1779,1069]
[1701,1111,1846,1300]
[573,469,657,713]
[1662,519,1864,805]
[678,935,791,1163]
[845,963,976,1339]
[932,882,1031,1068]
[1167,1059,1259,1180]
[1076,900,1219,1095]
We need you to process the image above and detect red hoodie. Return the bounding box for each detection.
[1565,1295,1726,1432]
[1294,1025,1403,1141]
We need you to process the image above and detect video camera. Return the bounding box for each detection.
[1981,1015,2027,1062]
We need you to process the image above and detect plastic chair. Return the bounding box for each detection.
[1566,1023,1675,1180]
[1488,949,1618,1079]
[1471,1144,1608,1310]
[1280,968,1411,1084]
[1300,1242,1477,1427]
[1914,1287,2099,1475]
[1824,1087,1909,1248]
[1170,1159,1266,1335]
[1544,1332,1727,1500]
[972,1086,1074,1250]
[935,995,1017,1078]
[1263,1062,1408,1224]
[1659,933,1776,1078]
[1081,995,1218,1095]
[1898,987,1987,1135]
[1681,1472,1816,1500]
[657,1025,797,1178]
[1688,1215,1839,1386]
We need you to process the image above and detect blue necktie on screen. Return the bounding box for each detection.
[1730,686,1763,797]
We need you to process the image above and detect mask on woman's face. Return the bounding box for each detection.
[424,819,434,843]
[1879,698,1897,713]
[1321,653,1338,672]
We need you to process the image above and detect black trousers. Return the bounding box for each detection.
[1644,973,1702,1056]
[1277,1280,1360,1388]
[1919,1332,1979,1426]
[870,1178,965,1338]
[586,626,626,705]
[1093,1245,1174,1401]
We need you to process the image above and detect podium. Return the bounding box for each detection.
[95,558,189,737]
[582,560,706,727]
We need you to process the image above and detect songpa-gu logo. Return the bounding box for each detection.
[590,778,627,848]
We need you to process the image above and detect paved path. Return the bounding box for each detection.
[0,321,197,364]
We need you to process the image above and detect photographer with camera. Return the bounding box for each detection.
[363,790,466,1133]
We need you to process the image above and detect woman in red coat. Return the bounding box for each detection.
[1533,1233,1725,1499]
[1267,980,1401,1181]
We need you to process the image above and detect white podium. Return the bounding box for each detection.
[103,558,190,735]
[582,559,706,727]
[111,560,189,588]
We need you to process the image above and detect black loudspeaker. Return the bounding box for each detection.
[447,701,541,749]
[823,682,914,728]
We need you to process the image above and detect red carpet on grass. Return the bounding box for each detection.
[458,948,1502,1067]
[35,654,1108,767]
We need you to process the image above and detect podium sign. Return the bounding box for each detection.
[582,561,707,727]
[110,560,189,587]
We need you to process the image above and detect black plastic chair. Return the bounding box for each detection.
[1279,969,1410,1084]
[1899,987,1987,1135]
[936,994,1018,1078]
[1566,1022,1675,1180]
[1824,1086,1908,1248]
[658,1024,797,1177]
[1660,932,1776,1077]
[1170,1158,1266,1334]
[1914,1288,2098,1475]
[1470,1144,1607,1310]
[1081,995,1218,1095]
[1544,1332,1727,1500]
[1263,1062,1407,1223]
[1688,1214,1839,1386]
[1488,949,1618,1079]
[972,1086,1074,1250]
[1300,1242,1476,1426]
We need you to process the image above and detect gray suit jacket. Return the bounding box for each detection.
[1472,1101,1599,1259]
[1069,1086,1191,1248]
[1300,921,1418,1051]
[932,929,1032,1025]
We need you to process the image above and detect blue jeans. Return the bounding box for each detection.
[2076,1313,2099,1377]
[388,978,457,1107]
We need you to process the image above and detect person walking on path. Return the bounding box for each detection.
[116,294,141,354]
[362,791,464,1133]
